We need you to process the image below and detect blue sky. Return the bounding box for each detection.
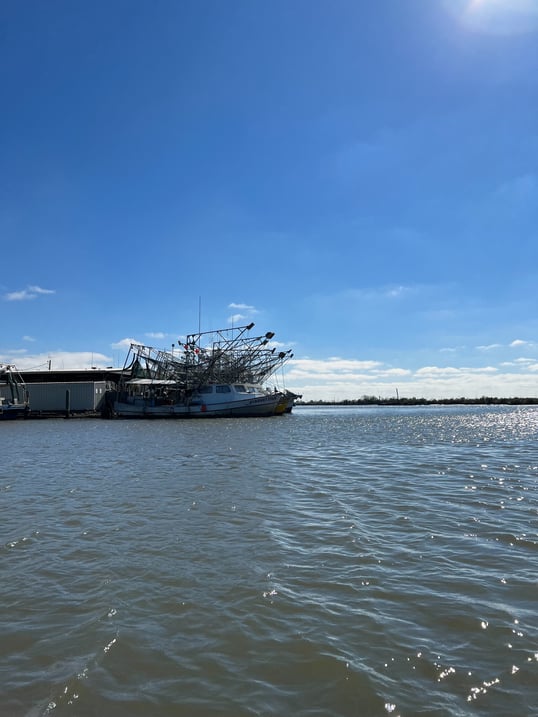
[2,0,538,400]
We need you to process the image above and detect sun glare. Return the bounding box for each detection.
[445,0,538,34]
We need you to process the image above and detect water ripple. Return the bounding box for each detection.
[1,406,538,715]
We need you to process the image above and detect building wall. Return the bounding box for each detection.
[24,382,108,412]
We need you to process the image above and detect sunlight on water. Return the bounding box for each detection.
[1,406,537,715]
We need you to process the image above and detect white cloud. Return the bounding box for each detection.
[343,284,418,303]
[502,357,536,365]
[22,335,36,342]
[226,301,260,326]
[477,340,534,352]
[289,358,383,375]
[5,290,34,301]
[378,368,412,377]
[385,285,412,299]
[477,344,502,351]
[29,285,55,295]
[0,349,28,359]
[228,302,257,311]
[111,338,139,350]
[267,340,292,349]
[282,356,538,401]
[4,285,56,301]
[0,351,111,371]
[415,366,461,377]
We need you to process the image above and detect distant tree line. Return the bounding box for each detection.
[298,396,538,406]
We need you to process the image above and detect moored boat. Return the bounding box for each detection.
[112,380,282,418]
[106,323,295,419]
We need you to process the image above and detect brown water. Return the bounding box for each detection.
[1,406,537,716]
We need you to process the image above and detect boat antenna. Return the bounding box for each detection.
[198,296,202,334]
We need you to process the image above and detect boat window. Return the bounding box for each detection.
[199,386,213,394]
[234,385,246,392]
[216,385,231,393]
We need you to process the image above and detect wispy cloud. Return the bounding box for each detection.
[111,338,139,350]
[0,349,28,359]
[290,358,383,376]
[227,302,259,326]
[384,285,412,299]
[476,344,502,351]
[440,346,465,353]
[344,284,418,302]
[228,302,257,311]
[415,366,461,377]
[476,340,533,351]
[4,285,56,301]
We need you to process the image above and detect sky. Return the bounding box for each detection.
[2,0,538,401]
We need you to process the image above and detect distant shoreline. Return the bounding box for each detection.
[298,397,538,406]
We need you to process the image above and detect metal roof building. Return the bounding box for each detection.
[19,369,124,416]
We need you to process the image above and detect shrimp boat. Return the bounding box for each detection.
[0,364,30,419]
[109,323,294,418]
[113,379,282,418]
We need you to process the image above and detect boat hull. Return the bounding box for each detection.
[112,393,281,418]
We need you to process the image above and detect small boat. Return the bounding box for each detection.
[0,364,30,419]
[112,380,283,418]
